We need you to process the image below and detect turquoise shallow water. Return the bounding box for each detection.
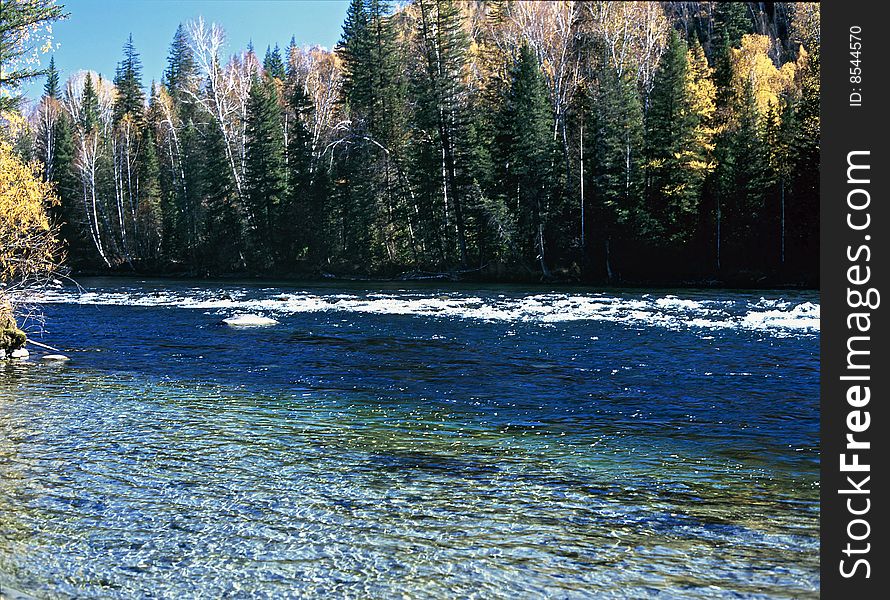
[1,280,819,598]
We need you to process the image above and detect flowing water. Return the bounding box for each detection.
[0,279,819,599]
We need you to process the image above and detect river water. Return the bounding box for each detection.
[0,279,819,598]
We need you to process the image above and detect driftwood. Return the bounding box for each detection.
[25,339,62,353]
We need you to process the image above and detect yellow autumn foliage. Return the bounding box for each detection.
[0,136,60,285]
[730,35,796,115]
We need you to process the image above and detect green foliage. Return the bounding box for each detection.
[263,44,285,80]
[0,0,67,111]
[43,56,60,99]
[113,34,146,125]
[243,76,287,267]
[32,0,819,284]
[202,116,242,271]
[136,123,162,259]
[49,112,82,254]
[164,23,197,98]
[644,31,714,246]
[80,72,100,132]
[500,44,560,271]
[283,84,314,263]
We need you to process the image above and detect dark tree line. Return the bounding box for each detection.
[25,1,820,285]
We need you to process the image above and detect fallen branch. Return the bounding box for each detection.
[25,339,61,352]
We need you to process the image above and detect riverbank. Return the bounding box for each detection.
[67,262,818,291]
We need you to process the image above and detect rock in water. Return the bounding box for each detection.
[41,354,71,362]
[10,348,29,359]
[223,314,279,327]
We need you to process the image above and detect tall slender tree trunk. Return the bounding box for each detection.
[780,178,785,266]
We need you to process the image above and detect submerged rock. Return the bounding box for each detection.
[41,354,71,362]
[223,314,279,327]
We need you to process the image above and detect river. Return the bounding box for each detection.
[0,279,820,598]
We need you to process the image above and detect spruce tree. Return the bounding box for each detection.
[263,44,285,80]
[283,83,315,263]
[713,81,773,273]
[787,43,819,280]
[339,0,373,121]
[644,31,714,248]
[113,34,146,125]
[713,2,752,51]
[502,44,559,274]
[243,76,287,267]
[44,56,60,99]
[50,113,83,256]
[81,72,100,132]
[413,0,471,267]
[137,123,163,259]
[164,23,198,99]
[202,118,242,271]
[587,64,645,281]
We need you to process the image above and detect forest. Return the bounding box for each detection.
[13,1,820,285]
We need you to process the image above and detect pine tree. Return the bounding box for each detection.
[50,113,83,256]
[81,72,100,132]
[285,37,299,81]
[501,44,559,275]
[164,23,198,99]
[713,81,773,273]
[586,63,645,282]
[413,0,471,267]
[179,119,205,262]
[339,0,373,121]
[263,44,286,80]
[202,117,242,271]
[113,34,146,125]
[283,83,315,263]
[243,76,287,267]
[137,123,163,259]
[787,43,819,279]
[644,32,715,248]
[336,0,408,267]
[713,3,752,52]
[43,56,60,99]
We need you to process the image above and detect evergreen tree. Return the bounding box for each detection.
[137,123,163,259]
[179,119,205,262]
[501,44,559,275]
[338,0,373,120]
[164,23,198,99]
[263,44,285,80]
[49,113,83,256]
[243,76,287,267]
[413,0,471,267]
[786,43,819,279]
[586,64,645,281]
[283,83,315,263]
[713,81,773,273]
[81,72,100,133]
[201,118,242,271]
[43,56,60,99]
[285,37,299,82]
[336,0,408,267]
[644,32,715,249]
[713,2,752,52]
[113,34,146,124]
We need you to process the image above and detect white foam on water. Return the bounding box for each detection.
[32,288,819,337]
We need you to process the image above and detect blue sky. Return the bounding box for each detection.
[24,0,349,101]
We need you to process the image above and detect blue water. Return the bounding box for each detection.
[0,279,819,598]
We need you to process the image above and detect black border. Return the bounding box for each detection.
[821,0,887,595]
